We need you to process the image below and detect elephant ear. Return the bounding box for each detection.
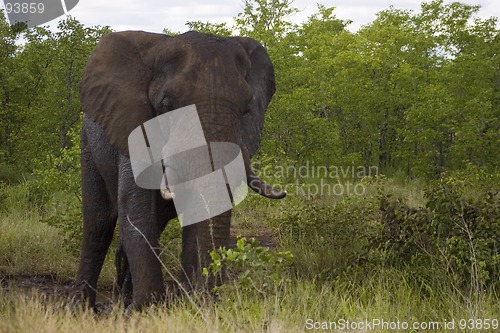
[80,31,171,157]
[231,37,276,157]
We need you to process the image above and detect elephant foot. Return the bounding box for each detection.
[66,294,97,314]
[122,293,167,314]
[71,281,98,312]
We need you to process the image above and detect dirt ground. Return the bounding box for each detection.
[1,231,276,305]
[1,275,75,299]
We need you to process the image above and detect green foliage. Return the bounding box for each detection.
[0,15,110,171]
[0,162,24,184]
[203,236,293,295]
[376,167,500,289]
[158,219,183,275]
[269,193,380,280]
[185,21,233,36]
[234,0,298,46]
[30,121,83,254]
[0,15,109,252]
[32,121,81,199]
[234,0,499,177]
[162,28,179,36]
[269,167,499,293]
[0,1,498,197]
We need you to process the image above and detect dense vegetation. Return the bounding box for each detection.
[0,0,499,332]
[1,0,498,180]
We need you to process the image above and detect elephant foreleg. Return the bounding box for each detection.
[118,160,167,309]
[75,148,117,309]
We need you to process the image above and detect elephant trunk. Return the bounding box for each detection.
[241,146,286,199]
[181,210,231,288]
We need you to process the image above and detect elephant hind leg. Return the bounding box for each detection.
[115,244,133,307]
[75,140,117,309]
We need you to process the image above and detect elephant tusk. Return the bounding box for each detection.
[160,185,175,200]
[160,159,175,200]
[241,146,286,199]
[160,171,175,200]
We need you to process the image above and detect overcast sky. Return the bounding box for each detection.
[2,0,499,33]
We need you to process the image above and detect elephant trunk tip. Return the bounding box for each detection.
[242,146,286,200]
[247,177,287,199]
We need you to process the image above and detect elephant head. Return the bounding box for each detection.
[80,31,284,199]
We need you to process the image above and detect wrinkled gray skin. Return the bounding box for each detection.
[74,31,285,310]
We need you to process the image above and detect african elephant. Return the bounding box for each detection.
[74,31,285,310]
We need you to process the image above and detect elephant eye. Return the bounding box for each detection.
[243,96,255,115]
[159,96,175,112]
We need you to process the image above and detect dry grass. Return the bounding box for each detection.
[1,273,499,333]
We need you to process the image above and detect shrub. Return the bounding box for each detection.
[30,123,82,254]
[269,192,381,280]
[0,162,26,184]
[203,237,293,296]
[269,169,499,292]
[376,168,500,290]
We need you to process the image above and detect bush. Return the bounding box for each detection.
[0,181,34,213]
[158,218,183,278]
[376,167,500,290]
[0,162,26,184]
[30,123,82,254]
[203,237,293,296]
[269,168,499,293]
[269,192,380,280]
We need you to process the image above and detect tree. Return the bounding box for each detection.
[0,15,110,174]
[261,5,350,168]
[185,21,233,36]
[0,12,28,164]
[235,0,298,46]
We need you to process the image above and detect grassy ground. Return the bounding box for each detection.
[0,177,499,332]
[0,209,76,278]
[1,271,499,332]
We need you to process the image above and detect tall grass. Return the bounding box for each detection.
[0,173,498,332]
[1,269,499,332]
[0,209,76,278]
[0,183,115,285]
[0,183,73,278]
